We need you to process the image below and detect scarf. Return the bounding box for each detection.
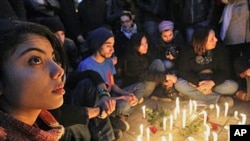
[121,23,137,39]
[0,109,64,141]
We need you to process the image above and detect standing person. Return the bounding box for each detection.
[121,33,178,101]
[234,54,250,101]
[0,0,27,21]
[175,27,238,106]
[0,19,66,140]
[77,27,145,132]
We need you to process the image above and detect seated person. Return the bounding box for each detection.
[234,55,250,101]
[121,33,177,101]
[175,26,238,106]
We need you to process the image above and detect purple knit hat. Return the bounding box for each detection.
[158,20,174,32]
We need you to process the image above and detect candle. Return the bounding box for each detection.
[176,97,180,114]
[169,133,173,141]
[169,114,173,130]
[205,123,210,137]
[142,105,146,119]
[193,100,197,112]
[163,117,167,131]
[215,104,220,118]
[212,131,218,141]
[204,131,209,141]
[137,135,142,141]
[140,124,143,136]
[146,127,150,141]
[224,102,229,117]
[174,107,178,120]
[161,136,166,141]
[224,126,229,141]
[182,109,186,128]
[240,113,247,124]
[234,111,239,120]
[189,99,193,115]
[201,110,207,125]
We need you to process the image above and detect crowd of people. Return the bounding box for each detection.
[0,0,249,140]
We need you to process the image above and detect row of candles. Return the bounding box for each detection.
[139,97,247,141]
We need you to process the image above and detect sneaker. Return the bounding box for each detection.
[110,116,130,132]
[217,96,234,107]
[113,128,122,141]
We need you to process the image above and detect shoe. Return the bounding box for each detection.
[138,97,144,104]
[110,116,130,132]
[217,96,234,107]
[165,87,179,100]
[113,128,122,141]
[150,96,172,102]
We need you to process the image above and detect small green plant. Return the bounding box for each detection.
[146,105,169,127]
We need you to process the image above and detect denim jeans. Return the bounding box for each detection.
[175,78,238,105]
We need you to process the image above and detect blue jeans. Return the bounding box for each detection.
[112,82,146,116]
[174,78,238,105]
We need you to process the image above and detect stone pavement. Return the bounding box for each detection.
[118,97,250,141]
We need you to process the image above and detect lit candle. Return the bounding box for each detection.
[205,123,210,137]
[224,126,229,141]
[161,136,166,141]
[140,124,144,136]
[192,100,197,112]
[201,110,207,125]
[215,104,220,118]
[224,102,229,117]
[182,109,186,128]
[137,135,142,141]
[212,131,218,141]
[142,105,146,119]
[234,111,239,120]
[240,113,247,124]
[176,97,180,114]
[163,117,167,131]
[146,127,150,141]
[169,114,173,130]
[204,131,209,141]
[169,133,173,141]
[189,99,193,115]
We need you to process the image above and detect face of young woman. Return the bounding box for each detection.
[137,36,148,55]
[161,30,174,43]
[205,30,218,51]
[1,34,65,111]
[120,15,133,29]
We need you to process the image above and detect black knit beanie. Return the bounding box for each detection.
[86,27,114,51]
[39,17,65,33]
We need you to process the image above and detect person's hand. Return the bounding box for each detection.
[197,80,214,95]
[98,96,116,115]
[122,94,138,107]
[76,34,84,43]
[240,68,250,78]
[0,127,6,140]
[166,53,175,60]
[112,56,118,65]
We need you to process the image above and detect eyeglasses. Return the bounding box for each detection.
[121,20,131,24]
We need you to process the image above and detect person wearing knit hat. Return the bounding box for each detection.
[158,20,174,33]
[77,26,146,133]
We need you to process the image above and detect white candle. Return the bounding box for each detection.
[169,133,173,141]
[215,104,220,118]
[234,111,239,120]
[146,127,150,141]
[189,99,193,115]
[201,110,207,125]
[163,117,167,131]
[204,131,209,141]
[205,124,210,137]
[240,113,247,124]
[142,105,146,119]
[137,135,142,141]
[176,97,180,114]
[224,102,229,117]
[161,136,166,141]
[169,114,173,130]
[212,131,218,141]
[192,100,197,112]
[182,109,186,128]
[140,124,143,136]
